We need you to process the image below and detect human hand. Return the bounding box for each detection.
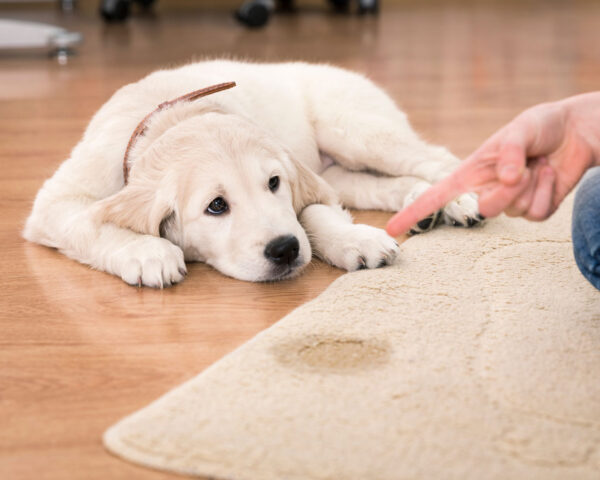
[386,93,600,237]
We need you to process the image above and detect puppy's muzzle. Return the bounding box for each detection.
[264,235,299,266]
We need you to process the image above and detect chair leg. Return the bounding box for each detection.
[235,0,274,28]
[100,0,132,22]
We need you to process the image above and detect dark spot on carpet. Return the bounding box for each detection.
[272,335,391,373]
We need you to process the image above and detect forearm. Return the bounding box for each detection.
[562,91,600,167]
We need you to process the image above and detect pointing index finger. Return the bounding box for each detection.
[385,153,500,237]
[385,172,464,237]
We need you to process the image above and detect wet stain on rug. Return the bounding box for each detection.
[272,335,391,373]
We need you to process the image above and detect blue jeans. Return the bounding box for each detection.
[572,166,600,290]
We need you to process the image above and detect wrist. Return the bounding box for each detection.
[562,92,600,167]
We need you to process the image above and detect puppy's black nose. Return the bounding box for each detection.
[264,235,299,266]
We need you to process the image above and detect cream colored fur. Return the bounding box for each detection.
[24,60,479,286]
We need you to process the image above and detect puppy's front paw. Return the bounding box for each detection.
[112,236,187,288]
[325,224,399,272]
[442,192,484,228]
[404,181,441,235]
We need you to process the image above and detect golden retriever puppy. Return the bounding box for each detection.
[24,60,480,287]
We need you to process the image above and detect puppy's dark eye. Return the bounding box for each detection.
[268,176,280,192]
[206,197,228,215]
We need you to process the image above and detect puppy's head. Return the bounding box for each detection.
[96,112,335,281]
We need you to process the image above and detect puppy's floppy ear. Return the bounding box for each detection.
[94,179,182,243]
[284,151,338,213]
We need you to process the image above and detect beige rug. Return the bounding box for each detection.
[104,196,600,480]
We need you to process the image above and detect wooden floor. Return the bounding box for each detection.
[2,2,600,479]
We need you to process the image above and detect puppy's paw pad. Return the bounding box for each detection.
[114,237,186,288]
[356,256,368,270]
[443,193,483,229]
[408,210,442,235]
[404,181,442,235]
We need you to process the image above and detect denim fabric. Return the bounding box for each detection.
[572,166,600,290]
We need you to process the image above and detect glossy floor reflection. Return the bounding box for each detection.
[2,2,600,479]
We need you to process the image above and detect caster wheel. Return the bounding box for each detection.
[276,0,295,12]
[100,0,131,21]
[135,0,155,7]
[328,0,350,13]
[236,0,272,28]
[357,0,379,14]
